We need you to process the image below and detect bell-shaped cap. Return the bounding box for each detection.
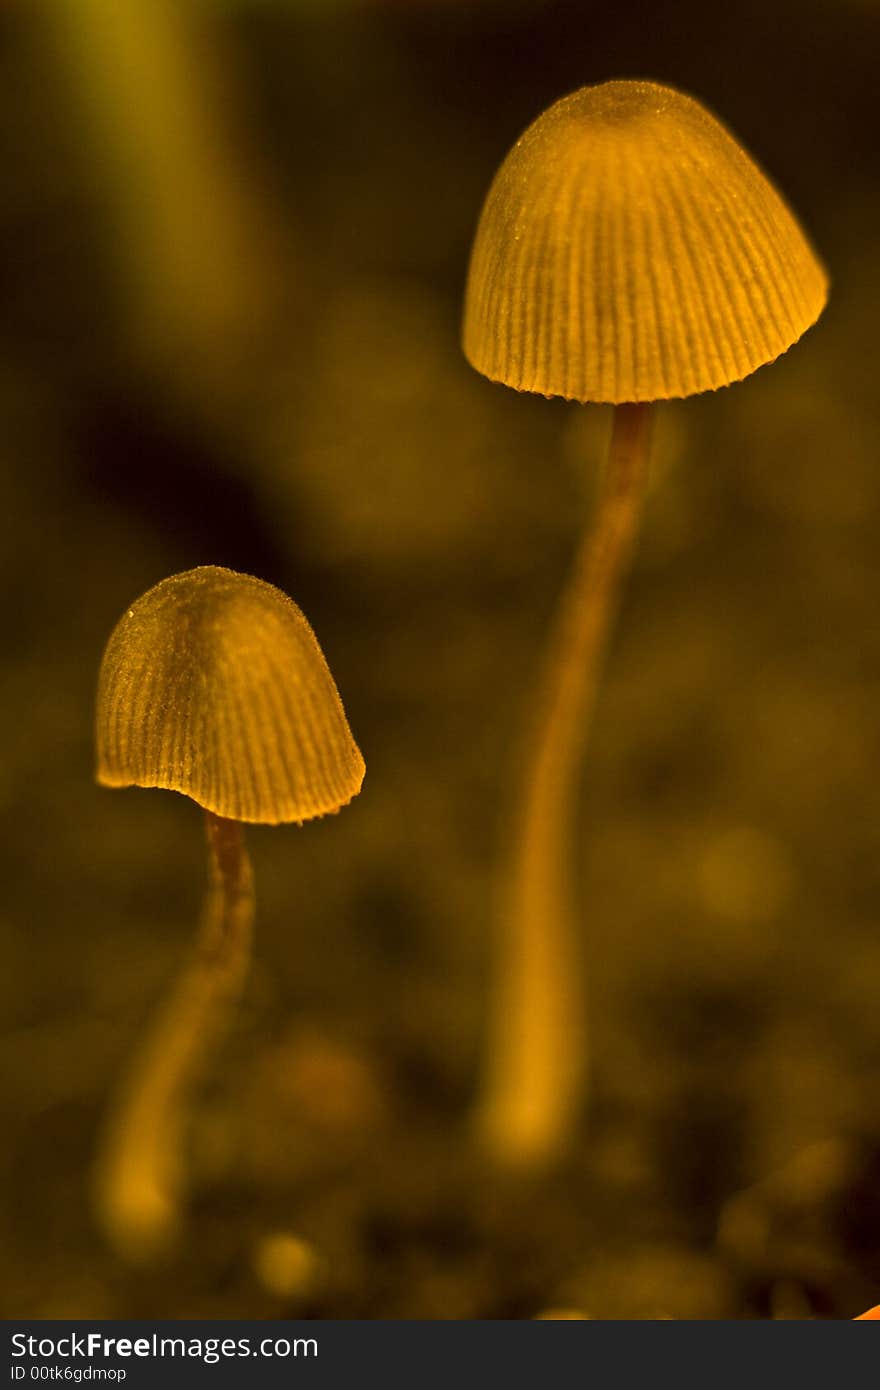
[96,567,365,824]
[463,80,828,404]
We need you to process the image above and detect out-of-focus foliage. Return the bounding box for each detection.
[1,0,879,1318]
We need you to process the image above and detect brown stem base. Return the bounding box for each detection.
[93,811,254,1263]
[476,402,653,1168]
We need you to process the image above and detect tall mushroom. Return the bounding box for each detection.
[463,79,828,1167]
[94,565,364,1260]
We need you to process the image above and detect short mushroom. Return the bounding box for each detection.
[463,79,828,1166]
[93,565,364,1259]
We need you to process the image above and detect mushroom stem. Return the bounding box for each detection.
[94,811,254,1262]
[477,401,653,1167]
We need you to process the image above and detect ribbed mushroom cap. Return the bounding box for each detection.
[463,80,828,404]
[96,567,365,824]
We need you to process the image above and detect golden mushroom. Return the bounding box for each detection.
[93,565,364,1260]
[463,79,828,1167]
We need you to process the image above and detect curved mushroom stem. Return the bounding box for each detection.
[94,811,254,1263]
[476,401,653,1168]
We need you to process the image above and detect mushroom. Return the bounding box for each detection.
[93,565,364,1260]
[463,79,828,1167]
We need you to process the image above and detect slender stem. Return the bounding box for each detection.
[476,402,653,1167]
[94,811,254,1262]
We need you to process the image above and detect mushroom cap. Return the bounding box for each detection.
[463,80,828,404]
[96,566,365,824]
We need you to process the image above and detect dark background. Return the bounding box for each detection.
[1,0,879,1318]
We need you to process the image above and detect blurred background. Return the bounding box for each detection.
[1,0,879,1319]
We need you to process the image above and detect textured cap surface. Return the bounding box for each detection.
[463,80,828,403]
[96,567,365,824]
